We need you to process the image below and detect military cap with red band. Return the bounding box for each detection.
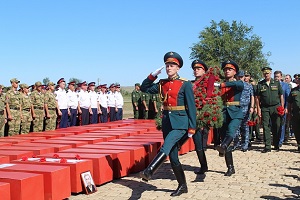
[164,51,183,68]
[57,78,65,84]
[191,59,208,71]
[221,60,239,72]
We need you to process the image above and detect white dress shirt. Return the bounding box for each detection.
[115,91,124,108]
[107,91,116,107]
[98,91,108,108]
[89,90,99,109]
[55,87,68,109]
[67,89,79,109]
[78,89,91,109]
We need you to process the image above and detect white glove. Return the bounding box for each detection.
[214,82,220,87]
[151,66,164,77]
[188,133,193,138]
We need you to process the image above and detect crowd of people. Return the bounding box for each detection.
[0,78,124,137]
[136,51,300,196]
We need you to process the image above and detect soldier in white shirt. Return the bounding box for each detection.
[98,84,108,123]
[88,82,100,124]
[78,81,91,125]
[55,78,70,128]
[107,84,117,122]
[67,81,78,126]
[115,84,124,120]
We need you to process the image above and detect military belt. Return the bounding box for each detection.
[22,108,31,112]
[0,110,4,115]
[224,101,240,106]
[48,108,56,110]
[163,105,185,111]
[10,107,20,110]
[34,106,44,110]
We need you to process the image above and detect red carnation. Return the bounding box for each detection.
[276,106,285,116]
[60,158,67,163]
[21,156,28,161]
[212,117,217,121]
[53,154,60,158]
[39,157,46,162]
[75,154,81,160]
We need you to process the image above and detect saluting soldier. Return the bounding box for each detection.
[215,60,244,176]
[31,81,45,132]
[0,85,7,137]
[19,84,32,134]
[6,78,22,136]
[67,81,78,126]
[131,83,142,119]
[287,75,300,152]
[255,67,284,152]
[139,51,196,196]
[44,82,57,131]
[98,84,108,123]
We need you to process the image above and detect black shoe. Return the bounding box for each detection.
[170,184,188,196]
[241,148,248,152]
[224,151,235,176]
[261,148,271,153]
[218,152,224,157]
[274,147,280,152]
[194,150,208,174]
[224,165,235,176]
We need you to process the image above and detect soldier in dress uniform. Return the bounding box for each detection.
[107,84,117,122]
[67,81,78,126]
[78,81,91,125]
[255,67,284,152]
[115,84,124,120]
[44,82,57,131]
[19,84,32,134]
[139,51,196,196]
[88,82,100,124]
[98,84,108,123]
[6,78,22,136]
[55,78,70,128]
[31,81,45,132]
[131,83,142,119]
[215,60,244,176]
[0,85,7,137]
[287,75,300,152]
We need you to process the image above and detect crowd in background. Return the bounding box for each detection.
[0,78,124,137]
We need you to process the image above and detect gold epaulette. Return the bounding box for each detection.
[179,77,188,81]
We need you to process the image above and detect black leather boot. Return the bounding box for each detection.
[139,152,167,182]
[216,136,233,156]
[176,133,189,151]
[170,164,188,196]
[224,151,235,176]
[194,150,208,174]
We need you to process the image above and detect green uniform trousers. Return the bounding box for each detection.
[261,105,281,150]
[20,110,32,134]
[8,109,21,136]
[33,109,44,132]
[45,110,57,131]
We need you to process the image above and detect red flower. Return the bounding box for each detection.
[60,158,67,163]
[247,120,256,126]
[75,154,81,160]
[40,157,46,162]
[32,155,37,158]
[21,156,28,161]
[53,154,60,158]
[204,112,210,117]
[276,106,285,116]
[212,117,217,121]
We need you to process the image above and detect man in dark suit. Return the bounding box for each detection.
[139,51,196,197]
[215,60,244,176]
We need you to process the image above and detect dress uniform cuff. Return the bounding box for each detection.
[187,128,196,134]
[148,74,157,81]
[220,82,226,88]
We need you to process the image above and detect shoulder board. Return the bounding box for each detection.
[179,77,188,81]
[159,79,168,82]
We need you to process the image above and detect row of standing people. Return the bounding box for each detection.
[0,78,124,137]
[137,51,300,197]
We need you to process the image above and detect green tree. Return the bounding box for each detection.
[69,78,82,85]
[42,77,50,85]
[190,20,271,80]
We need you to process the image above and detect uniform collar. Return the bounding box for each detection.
[168,74,179,80]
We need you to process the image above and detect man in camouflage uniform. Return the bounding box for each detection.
[44,82,57,131]
[131,83,142,119]
[6,78,22,136]
[19,84,32,134]
[0,85,7,137]
[31,81,45,132]
[141,92,150,119]
[149,93,161,119]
